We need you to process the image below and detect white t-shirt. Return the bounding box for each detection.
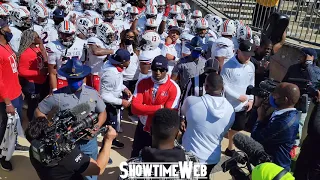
[86,36,118,75]
[9,26,22,53]
[123,45,139,81]
[161,42,182,75]
[220,56,255,112]
[46,38,85,80]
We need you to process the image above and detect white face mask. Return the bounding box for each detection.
[305,60,313,65]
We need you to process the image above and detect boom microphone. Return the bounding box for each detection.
[70,103,91,121]
[233,133,272,166]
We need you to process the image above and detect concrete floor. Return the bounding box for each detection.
[0,120,236,180]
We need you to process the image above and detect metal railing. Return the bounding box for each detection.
[201,0,320,46]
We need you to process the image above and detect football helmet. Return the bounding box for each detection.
[30,2,49,26]
[58,20,76,47]
[156,0,165,13]
[220,19,236,36]
[208,15,223,33]
[181,2,191,16]
[0,5,9,23]
[145,18,158,30]
[169,5,181,15]
[91,17,103,33]
[46,0,56,9]
[96,22,116,45]
[176,13,186,25]
[195,18,208,29]
[234,20,244,31]
[76,17,94,38]
[146,0,157,7]
[138,30,161,51]
[166,19,177,29]
[192,10,202,19]
[2,3,15,13]
[11,7,32,28]
[57,0,72,15]
[81,0,94,10]
[114,8,124,20]
[102,2,116,22]
[237,25,252,40]
[145,5,157,19]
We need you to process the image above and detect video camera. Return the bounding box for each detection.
[30,103,107,166]
[221,133,272,180]
[246,79,279,99]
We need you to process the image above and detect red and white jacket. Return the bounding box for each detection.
[132,75,181,132]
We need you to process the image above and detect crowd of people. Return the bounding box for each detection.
[0,0,319,179]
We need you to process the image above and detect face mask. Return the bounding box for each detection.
[104,17,114,22]
[2,31,13,42]
[191,50,202,59]
[305,60,313,65]
[67,78,83,92]
[269,95,278,109]
[125,39,134,45]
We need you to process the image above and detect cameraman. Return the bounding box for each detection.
[282,48,320,150]
[27,117,116,180]
[251,82,300,171]
[34,59,107,180]
[294,91,320,180]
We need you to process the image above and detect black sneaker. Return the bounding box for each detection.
[15,144,29,151]
[224,148,236,157]
[112,139,124,149]
[0,157,12,171]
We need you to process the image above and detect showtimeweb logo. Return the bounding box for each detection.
[119,161,207,179]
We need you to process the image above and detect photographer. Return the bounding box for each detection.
[251,82,300,171]
[34,59,107,180]
[282,47,320,150]
[294,91,320,180]
[27,117,116,180]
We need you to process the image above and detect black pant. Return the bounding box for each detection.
[252,3,276,28]
[123,80,137,116]
[131,121,152,158]
[206,164,216,179]
[21,77,49,122]
[294,135,320,180]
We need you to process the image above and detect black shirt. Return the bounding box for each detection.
[30,147,90,180]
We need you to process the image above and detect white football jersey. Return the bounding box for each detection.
[112,19,125,43]
[86,36,119,75]
[9,26,22,53]
[46,38,85,80]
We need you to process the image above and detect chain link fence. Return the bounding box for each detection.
[202,0,320,45]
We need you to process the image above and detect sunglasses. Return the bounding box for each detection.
[152,68,167,72]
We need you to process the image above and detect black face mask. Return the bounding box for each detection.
[124,39,134,45]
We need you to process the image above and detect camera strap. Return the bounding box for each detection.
[272,169,288,180]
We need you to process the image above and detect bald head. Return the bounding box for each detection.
[275,82,300,107]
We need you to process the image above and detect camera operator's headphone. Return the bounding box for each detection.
[272,169,289,180]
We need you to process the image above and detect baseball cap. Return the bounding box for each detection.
[53,8,65,18]
[168,26,182,35]
[301,47,318,60]
[108,49,131,64]
[0,19,8,29]
[205,58,219,73]
[239,39,255,56]
[151,55,168,70]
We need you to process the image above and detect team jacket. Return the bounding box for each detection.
[131,75,181,132]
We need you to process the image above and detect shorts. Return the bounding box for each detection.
[86,74,100,92]
[231,111,249,131]
[57,79,68,89]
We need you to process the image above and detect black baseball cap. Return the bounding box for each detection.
[239,39,255,57]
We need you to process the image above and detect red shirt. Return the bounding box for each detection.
[131,75,181,132]
[18,47,46,84]
[0,44,21,102]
